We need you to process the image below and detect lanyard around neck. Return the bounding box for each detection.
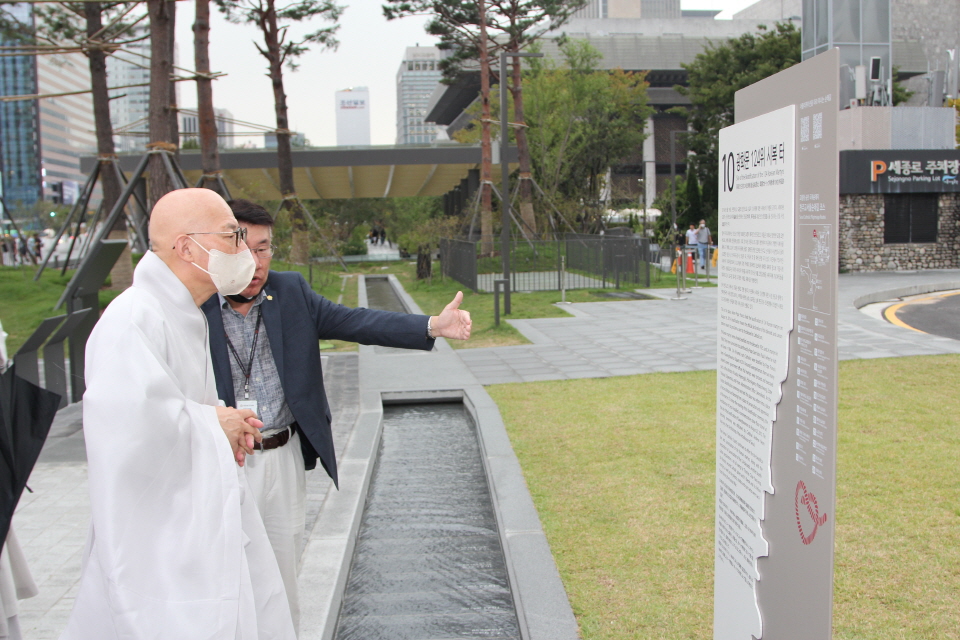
[225,306,262,400]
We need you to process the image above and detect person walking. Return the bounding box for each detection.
[696,219,713,270]
[17,236,28,266]
[32,233,42,264]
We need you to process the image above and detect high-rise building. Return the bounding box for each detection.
[0,3,41,209]
[396,46,444,145]
[336,87,371,146]
[37,53,97,204]
[180,108,237,149]
[106,27,151,153]
[0,5,96,211]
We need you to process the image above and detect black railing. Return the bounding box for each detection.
[441,234,654,293]
[439,238,478,292]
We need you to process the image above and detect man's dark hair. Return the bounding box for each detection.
[228,199,274,227]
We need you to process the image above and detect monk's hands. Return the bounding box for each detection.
[431,291,472,340]
[215,406,263,467]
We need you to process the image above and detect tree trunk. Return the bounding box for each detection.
[509,46,536,237]
[147,0,176,208]
[416,248,431,280]
[168,3,179,157]
[264,0,308,263]
[85,2,133,290]
[478,0,494,256]
[193,0,222,194]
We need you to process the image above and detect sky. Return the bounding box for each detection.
[173,1,763,148]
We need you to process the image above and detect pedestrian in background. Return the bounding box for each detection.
[697,219,713,270]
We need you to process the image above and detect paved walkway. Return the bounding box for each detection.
[458,269,960,385]
[11,268,960,637]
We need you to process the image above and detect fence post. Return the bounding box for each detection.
[494,279,508,326]
[601,237,606,288]
[309,262,313,286]
[557,238,562,291]
[504,277,511,315]
[645,242,651,288]
[560,256,566,303]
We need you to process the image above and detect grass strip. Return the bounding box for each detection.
[0,266,121,354]
[488,355,960,639]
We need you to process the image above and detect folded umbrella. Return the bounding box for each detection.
[0,365,61,553]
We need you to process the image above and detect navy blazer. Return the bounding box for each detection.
[201,270,435,487]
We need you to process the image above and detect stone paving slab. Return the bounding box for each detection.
[459,270,960,385]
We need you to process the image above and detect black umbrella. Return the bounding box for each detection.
[0,364,61,552]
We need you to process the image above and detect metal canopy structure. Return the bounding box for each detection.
[80,144,518,201]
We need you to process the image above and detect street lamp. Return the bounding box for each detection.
[500,50,543,315]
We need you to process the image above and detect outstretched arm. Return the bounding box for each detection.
[430,291,472,340]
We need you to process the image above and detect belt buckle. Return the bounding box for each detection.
[254,425,290,453]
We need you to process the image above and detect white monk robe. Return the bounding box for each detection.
[61,251,295,640]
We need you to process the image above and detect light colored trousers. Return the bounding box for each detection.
[243,431,307,636]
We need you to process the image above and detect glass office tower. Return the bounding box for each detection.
[0,3,42,209]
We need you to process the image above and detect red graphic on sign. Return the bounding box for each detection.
[795,480,828,545]
[813,229,818,238]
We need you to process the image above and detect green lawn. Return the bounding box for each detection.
[308,259,641,349]
[391,261,638,349]
[488,355,960,640]
[0,265,122,354]
[2,256,696,354]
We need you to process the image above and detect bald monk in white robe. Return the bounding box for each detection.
[61,189,295,640]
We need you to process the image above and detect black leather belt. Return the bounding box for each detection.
[254,422,297,451]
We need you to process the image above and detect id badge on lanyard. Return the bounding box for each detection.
[237,399,259,415]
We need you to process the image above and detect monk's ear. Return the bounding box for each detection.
[172,235,196,263]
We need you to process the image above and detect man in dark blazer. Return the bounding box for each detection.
[201,200,471,633]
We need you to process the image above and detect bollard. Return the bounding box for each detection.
[672,245,687,301]
[691,245,702,289]
[494,279,509,326]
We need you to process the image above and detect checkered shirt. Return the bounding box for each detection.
[219,291,296,436]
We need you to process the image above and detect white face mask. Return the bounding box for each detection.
[188,237,256,296]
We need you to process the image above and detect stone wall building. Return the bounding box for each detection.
[839,148,960,272]
[840,193,960,271]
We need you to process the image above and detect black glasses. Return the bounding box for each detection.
[185,227,248,247]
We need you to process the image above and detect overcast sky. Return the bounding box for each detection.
[173,1,762,148]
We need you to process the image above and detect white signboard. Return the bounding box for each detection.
[335,88,371,146]
[715,104,796,640]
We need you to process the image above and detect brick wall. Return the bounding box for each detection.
[840,193,960,271]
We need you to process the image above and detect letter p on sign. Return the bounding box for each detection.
[871,160,887,182]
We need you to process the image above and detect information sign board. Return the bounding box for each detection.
[715,48,840,640]
[716,105,796,640]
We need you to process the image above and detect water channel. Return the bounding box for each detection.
[332,278,521,639]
